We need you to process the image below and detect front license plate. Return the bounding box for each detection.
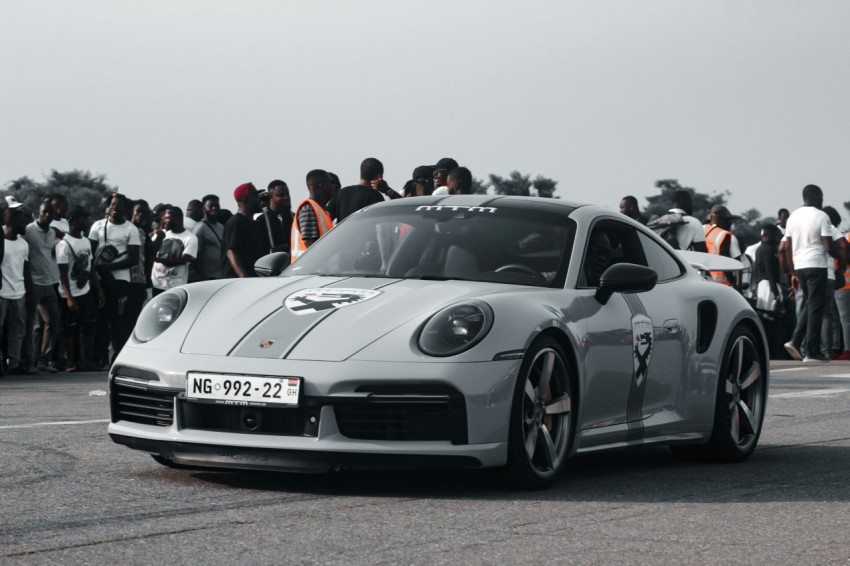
[186,373,300,407]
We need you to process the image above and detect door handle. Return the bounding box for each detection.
[663,319,679,333]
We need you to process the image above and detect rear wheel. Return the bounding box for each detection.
[672,325,766,462]
[506,337,575,489]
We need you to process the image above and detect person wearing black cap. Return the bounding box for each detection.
[411,165,435,196]
[431,157,459,196]
[327,158,400,223]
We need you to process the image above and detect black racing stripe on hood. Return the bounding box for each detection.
[227,305,286,356]
[280,309,338,359]
[275,279,401,358]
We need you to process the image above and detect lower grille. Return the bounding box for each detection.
[112,379,179,427]
[178,400,321,437]
[333,385,468,444]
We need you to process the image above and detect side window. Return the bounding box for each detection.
[580,220,646,287]
[637,232,685,282]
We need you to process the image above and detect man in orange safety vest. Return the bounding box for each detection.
[290,169,334,263]
[704,205,742,288]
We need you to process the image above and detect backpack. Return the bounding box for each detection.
[63,237,91,289]
[647,212,688,250]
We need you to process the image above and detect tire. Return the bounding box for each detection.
[506,337,576,489]
[672,325,766,462]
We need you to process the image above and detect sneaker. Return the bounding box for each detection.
[784,342,803,361]
[803,355,830,363]
[37,362,59,374]
[836,351,850,361]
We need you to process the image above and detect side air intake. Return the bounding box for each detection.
[697,301,718,354]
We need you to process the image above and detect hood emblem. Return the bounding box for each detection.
[285,288,382,315]
[259,339,275,349]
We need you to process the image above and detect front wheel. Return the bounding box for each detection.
[506,337,576,489]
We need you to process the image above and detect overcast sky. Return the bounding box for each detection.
[2,0,849,218]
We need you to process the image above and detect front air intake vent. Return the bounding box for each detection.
[333,384,468,444]
[111,378,179,426]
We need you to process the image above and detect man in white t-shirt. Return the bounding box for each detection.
[57,207,105,371]
[818,206,847,359]
[668,190,708,252]
[88,193,141,360]
[1,206,33,375]
[780,184,834,363]
[151,207,198,294]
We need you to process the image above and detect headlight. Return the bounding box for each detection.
[133,289,188,343]
[418,301,494,357]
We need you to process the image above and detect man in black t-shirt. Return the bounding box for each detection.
[256,180,293,254]
[327,158,401,223]
[224,183,268,278]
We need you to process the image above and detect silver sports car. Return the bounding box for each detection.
[108,196,768,489]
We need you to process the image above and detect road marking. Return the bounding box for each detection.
[0,418,110,430]
[770,388,850,399]
[771,368,802,373]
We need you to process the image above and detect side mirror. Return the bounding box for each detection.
[594,263,658,305]
[254,252,290,277]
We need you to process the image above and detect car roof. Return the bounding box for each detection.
[375,194,585,215]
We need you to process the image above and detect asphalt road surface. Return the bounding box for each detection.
[2,361,849,564]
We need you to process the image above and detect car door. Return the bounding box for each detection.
[573,219,689,448]
[572,219,642,448]
[628,231,689,438]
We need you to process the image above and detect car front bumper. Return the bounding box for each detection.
[107,345,521,471]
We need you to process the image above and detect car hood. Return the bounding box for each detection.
[180,276,508,361]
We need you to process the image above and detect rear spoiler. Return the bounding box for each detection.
[677,250,745,273]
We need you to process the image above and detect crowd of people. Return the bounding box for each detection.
[0,154,845,376]
[0,158,472,376]
[621,185,850,362]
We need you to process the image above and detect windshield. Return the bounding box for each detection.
[284,203,575,288]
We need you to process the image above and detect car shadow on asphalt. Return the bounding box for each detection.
[184,442,850,502]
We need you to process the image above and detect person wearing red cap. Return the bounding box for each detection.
[223,183,269,277]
